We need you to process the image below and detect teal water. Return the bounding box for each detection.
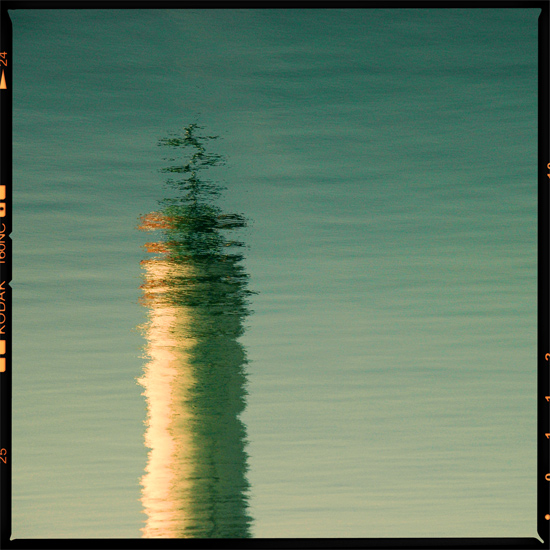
[10,8,538,538]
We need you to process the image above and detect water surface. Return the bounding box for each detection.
[137,125,253,537]
[11,8,538,538]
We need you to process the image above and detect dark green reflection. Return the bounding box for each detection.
[138,125,254,538]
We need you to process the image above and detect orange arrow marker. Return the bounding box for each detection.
[0,70,5,90]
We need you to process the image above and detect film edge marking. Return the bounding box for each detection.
[0,182,6,372]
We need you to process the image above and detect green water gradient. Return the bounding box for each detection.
[10,8,538,538]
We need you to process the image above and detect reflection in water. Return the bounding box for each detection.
[137,125,254,538]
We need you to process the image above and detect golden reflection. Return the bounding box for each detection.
[137,125,253,538]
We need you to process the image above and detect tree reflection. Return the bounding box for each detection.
[137,124,254,538]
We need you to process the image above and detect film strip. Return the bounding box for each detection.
[0,12,10,548]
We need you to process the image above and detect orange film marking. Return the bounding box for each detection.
[0,340,5,354]
[546,353,550,361]
[546,474,550,481]
[0,186,5,200]
[546,514,550,521]
[546,396,550,402]
[0,71,5,90]
[0,358,5,373]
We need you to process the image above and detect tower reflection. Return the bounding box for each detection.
[137,125,253,538]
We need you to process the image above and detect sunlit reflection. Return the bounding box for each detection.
[137,125,254,538]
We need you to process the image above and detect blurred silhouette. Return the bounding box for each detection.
[137,124,254,538]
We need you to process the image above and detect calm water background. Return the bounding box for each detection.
[10,8,538,538]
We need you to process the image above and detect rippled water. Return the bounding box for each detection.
[11,8,538,539]
[137,126,253,537]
